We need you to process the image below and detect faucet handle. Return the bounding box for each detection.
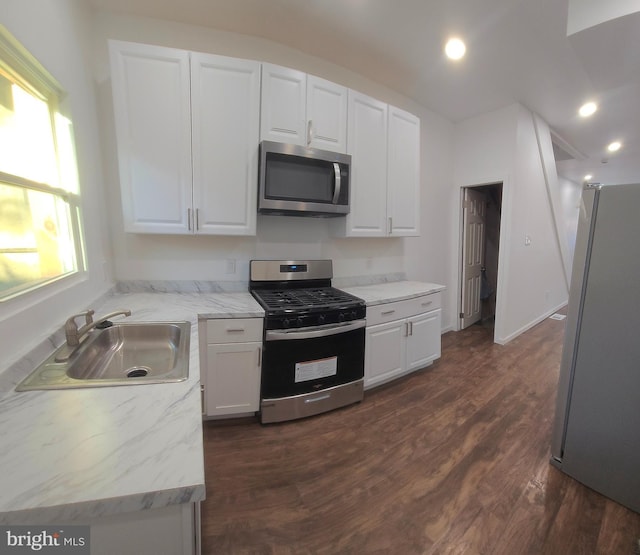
[64,310,95,346]
[82,310,95,326]
[65,309,95,327]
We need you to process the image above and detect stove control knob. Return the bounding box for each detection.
[351,311,358,320]
[318,314,326,325]
[296,317,304,327]
[282,318,290,328]
[338,312,346,323]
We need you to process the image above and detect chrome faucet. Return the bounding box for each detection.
[55,309,132,362]
[65,309,132,346]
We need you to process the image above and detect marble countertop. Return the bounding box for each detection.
[0,281,444,524]
[0,290,263,525]
[342,281,446,306]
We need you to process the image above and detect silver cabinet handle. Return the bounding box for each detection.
[332,162,341,204]
[257,347,262,367]
[421,300,433,307]
[381,309,396,316]
[388,217,393,235]
[307,119,313,145]
[195,208,200,230]
[188,208,192,231]
[225,328,246,333]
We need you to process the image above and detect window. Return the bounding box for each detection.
[0,25,84,301]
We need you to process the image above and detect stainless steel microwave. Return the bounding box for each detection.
[258,141,351,217]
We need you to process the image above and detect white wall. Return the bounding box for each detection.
[453,104,518,338]
[91,11,456,328]
[0,0,113,370]
[556,176,582,264]
[567,0,640,34]
[453,103,573,343]
[499,106,568,341]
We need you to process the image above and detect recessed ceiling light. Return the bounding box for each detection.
[607,141,622,152]
[445,38,466,60]
[584,174,593,181]
[579,102,597,117]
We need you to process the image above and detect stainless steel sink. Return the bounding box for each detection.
[16,321,190,391]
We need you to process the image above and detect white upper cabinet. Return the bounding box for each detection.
[260,64,348,152]
[338,90,388,237]
[306,75,348,153]
[335,94,421,238]
[191,53,260,235]
[387,106,421,236]
[260,64,307,145]
[110,41,418,238]
[109,41,192,234]
[109,41,260,235]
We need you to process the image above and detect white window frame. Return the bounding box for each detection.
[0,25,86,302]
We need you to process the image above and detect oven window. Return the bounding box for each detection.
[261,326,364,398]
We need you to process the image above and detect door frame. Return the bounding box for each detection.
[457,180,507,343]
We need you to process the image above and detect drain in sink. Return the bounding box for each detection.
[126,367,150,378]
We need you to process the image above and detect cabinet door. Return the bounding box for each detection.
[387,106,420,237]
[406,310,441,371]
[191,53,260,235]
[260,64,306,145]
[344,91,388,236]
[109,40,192,234]
[307,75,347,153]
[205,342,261,416]
[365,319,405,389]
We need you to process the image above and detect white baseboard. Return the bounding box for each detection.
[495,301,568,345]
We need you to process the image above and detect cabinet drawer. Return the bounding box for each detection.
[366,292,441,326]
[206,318,263,344]
[413,292,441,314]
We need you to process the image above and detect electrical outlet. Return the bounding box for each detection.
[525,235,532,246]
[226,259,236,274]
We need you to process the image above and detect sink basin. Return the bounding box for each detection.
[16,321,190,391]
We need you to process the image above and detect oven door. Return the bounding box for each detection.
[261,319,365,399]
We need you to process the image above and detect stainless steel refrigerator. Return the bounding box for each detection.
[551,183,640,513]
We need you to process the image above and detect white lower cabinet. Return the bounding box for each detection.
[405,310,442,371]
[86,503,199,555]
[36,502,200,555]
[364,293,441,389]
[200,318,263,417]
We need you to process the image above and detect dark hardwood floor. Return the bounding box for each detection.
[201,315,640,554]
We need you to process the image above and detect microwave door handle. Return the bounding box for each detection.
[332,162,341,204]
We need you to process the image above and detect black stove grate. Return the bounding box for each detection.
[252,287,358,311]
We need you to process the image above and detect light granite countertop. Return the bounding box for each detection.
[342,281,446,306]
[0,281,443,524]
[0,290,263,525]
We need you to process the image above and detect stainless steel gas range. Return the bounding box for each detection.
[249,260,366,424]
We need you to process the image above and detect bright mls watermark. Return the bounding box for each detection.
[0,527,89,554]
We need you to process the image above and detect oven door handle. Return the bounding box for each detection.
[265,319,365,341]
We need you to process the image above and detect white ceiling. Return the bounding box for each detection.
[88,0,640,186]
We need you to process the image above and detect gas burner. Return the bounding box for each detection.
[248,260,366,329]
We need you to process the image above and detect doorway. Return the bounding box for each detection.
[459,183,503,332]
